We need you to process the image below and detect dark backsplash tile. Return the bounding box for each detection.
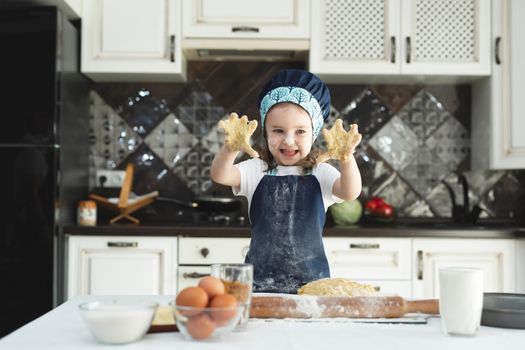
[88,61,525,222]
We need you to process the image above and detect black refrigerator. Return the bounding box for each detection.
[0,6,89,336]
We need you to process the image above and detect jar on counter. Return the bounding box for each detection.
[78,200,97,226]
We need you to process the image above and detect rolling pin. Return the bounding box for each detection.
[250,295,439,319]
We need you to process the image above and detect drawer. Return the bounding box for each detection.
[177,265,211,292]
[178,237,251,265]
[324,237,411,280]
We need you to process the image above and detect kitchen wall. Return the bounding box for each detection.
[89,61,525,223]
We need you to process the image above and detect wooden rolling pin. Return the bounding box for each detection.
[250,295,439,319]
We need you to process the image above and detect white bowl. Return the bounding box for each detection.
[79,300,158,344]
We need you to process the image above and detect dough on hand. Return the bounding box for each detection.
[317,120,362,163]
[218,112,259,158]
[297,278,376,297]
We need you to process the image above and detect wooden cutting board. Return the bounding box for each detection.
[250,294,439,319]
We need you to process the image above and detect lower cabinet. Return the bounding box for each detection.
[177,237,251,293]
[324,237,412,297]
[412,238,516,298]
[66,235,519,299]
[66,235,178,299]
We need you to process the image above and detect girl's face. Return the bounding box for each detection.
[265,103,313,166]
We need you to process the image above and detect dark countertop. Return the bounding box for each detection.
[63,223,525,239]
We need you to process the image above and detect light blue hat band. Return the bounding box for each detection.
[259,86,324,140]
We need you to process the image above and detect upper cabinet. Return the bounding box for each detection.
[310,0,491,83]
[181,0,309,60]
[81,0,186,82]
[472,0,525,169]
[182,0,309,39]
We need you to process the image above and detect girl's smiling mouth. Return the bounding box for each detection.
[281,149,299,157]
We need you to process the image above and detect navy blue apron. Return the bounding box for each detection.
[245,171,330,293]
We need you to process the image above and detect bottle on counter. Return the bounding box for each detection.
[77,200,97,226]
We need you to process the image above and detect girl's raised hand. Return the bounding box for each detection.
[317,119,362,163]
[218,112,260,158]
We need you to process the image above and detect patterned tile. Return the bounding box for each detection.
[478,172,525,218]
[398,144,448,198]
[119,88,172,137]
[89,91,141,173]
[144,113,197,169]
[355,145,396,199]
[426,115,469,171]
[340,88,394,140]
[172,143,216,195]
[397,90,450,140]
[368,115,418,171]
[372,174,420,216]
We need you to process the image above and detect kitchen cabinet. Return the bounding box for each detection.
[310,0,490,83]
[412,238,515,298]
[177,237,250,292]
[182,0,309,39]
[181,0,309,60]
[472,0,525,169]
[517,238,525,293]
[81,0,186,82]
[323,237,412,296]
[66,235,178,299]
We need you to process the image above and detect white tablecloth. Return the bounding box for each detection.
[0,295,524,350]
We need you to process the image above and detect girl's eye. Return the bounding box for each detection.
[296,129,306,135]
[272,129,283,133]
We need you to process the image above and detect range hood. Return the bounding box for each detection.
[182,38,309,61]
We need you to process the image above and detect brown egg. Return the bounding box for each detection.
[175,287,209,316]
[210,294,238,323]
[198,276,225,299]
[186,313,216,340]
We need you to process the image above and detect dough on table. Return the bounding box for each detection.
[297,278,376,297]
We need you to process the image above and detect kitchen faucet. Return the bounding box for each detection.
[442,174,482,225]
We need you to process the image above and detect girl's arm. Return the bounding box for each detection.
[210,146,241,187]
[332,155,362,201]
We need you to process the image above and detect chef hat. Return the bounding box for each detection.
[257,69,331,140]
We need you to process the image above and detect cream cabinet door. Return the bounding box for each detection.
[310,0,400,81]
[472,0,525,169]
[182,0,309,39]
[412,238,515,298]
[81,0,186,81]
[178,237,250,265]
[310,0,490,82]
[400,0,490,76]
[66,236,178,299]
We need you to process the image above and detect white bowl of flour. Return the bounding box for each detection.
[79,300,158,344]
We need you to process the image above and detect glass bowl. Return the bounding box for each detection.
[172,303,243,341]
[78,299,158,344]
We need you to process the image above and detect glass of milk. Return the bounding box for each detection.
[439,267,484,336]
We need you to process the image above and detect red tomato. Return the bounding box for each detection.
[377,204,394,217]
[366,197,386,213]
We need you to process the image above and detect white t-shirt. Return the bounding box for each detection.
[233,158,343,214]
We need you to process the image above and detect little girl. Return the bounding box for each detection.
[210,69,362,293]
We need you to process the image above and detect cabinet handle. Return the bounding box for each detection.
[200,247,210,258]
[390,36,396,63]
[373,286,381,292]
[406,36,411,63]
[183,272,210,279]
[417,250,423,280]
[349,243,380,249]
[495,37,501,65]
[232,26,259,33]
[170,35,175,62]
[107,241,138,248]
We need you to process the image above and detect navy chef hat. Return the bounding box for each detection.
[257,69,331,140]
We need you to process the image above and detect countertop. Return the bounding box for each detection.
[1,295,524,350]
[63,223,525,239]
